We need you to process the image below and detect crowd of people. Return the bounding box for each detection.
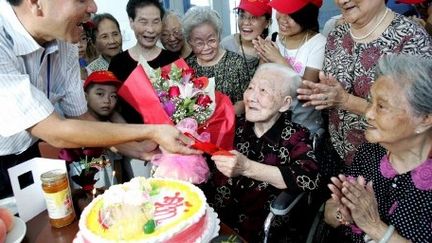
[1,0,431,242]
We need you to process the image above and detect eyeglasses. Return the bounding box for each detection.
[189,38,218,50]
[161,29,183,39]
[237,12,263,25]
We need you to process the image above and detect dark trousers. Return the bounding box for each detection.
[0,142,40,199]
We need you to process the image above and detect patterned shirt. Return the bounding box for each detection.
[323,14,432,164]
[87,55,109,73]
[186,50,250,103]
[341,143,432,243]
[203,112,320,242]
[0,1,87,155]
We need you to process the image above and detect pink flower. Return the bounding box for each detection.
[196,94,212,107]
[163,101,176,117]
[168,86,180,98]
[192,77,209,89]
[411,158,432,191]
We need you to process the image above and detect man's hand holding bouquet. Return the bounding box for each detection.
[118,57,235,184]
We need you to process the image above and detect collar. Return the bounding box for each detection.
[242,112,292,146]
[0,1,58,56]
[380,152,432,191]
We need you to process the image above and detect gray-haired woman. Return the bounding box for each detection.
[325,54,432,243]
[183,6,250,115]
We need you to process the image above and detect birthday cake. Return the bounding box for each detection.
[76,177,219,243]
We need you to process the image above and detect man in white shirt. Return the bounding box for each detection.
[0,0,198,198]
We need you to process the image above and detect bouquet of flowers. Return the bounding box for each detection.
[118,58,236,184]
[144,58,216,126]
[59,148,111,191]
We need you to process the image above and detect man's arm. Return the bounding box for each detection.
[28,112,199,155]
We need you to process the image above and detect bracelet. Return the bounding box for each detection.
[378,225,395,243]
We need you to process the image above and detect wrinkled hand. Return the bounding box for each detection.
[297,71,349,110]
[252,36,285,64]
[211,150,249,178]
[340,176,381,231]
[152,125,201,155]
[328,174,352,225]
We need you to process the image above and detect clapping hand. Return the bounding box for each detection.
[328,175,353,226]
[252,36,285,64]
[297,71,349,110]
[340,176,381,231]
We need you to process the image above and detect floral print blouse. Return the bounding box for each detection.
[341,143,432,243]
[186,50,250,103]
[203,112,320,242]
[323,14,432,164]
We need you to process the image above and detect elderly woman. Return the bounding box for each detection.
[160,10,192,58]
[204,63,320,242]
[324,55,432,242]
[220,0,272,81]
[108,0,179,124]
[297,0,432,167]
[253,0,325,135]
[183,6,250,115]
[87,13,123,73]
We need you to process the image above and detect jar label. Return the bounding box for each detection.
[43,188,74,219]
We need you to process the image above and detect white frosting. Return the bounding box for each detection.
[79,178,208,243]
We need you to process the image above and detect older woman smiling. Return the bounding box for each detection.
[297,0,432,168]
[183,6,250,115]
[204,63,320,242]
[324,54,432,243]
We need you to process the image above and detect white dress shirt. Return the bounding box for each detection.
[0,0,87,155]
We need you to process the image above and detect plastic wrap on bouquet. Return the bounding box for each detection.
[151,154,209,184]
[151,118,210,184]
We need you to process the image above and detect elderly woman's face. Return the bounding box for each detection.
[244,71,288,124]
[130,5,162,49]
[161,15,184,52]
[189,23,219,63]
[95,19,122,59]
[237,10,268,41]
[334,0,385,26]
[365,76,423,146]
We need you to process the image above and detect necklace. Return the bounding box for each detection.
[239,35,254,81]
[281,31,309,67]
[349,8,389,41]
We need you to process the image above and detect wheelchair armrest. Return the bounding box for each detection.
[270,191,305,216]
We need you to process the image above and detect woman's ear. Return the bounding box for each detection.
[417,114,432,134]
[278,95,292,113]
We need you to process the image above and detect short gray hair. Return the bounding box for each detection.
[163,10,182,23]
[182,6,222,41]
[255,63,302,99]
[377,54,432,116]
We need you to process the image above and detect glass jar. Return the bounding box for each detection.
[41,169,75,228]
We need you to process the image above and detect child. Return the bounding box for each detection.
[69,71,123,188]
[84,71,121,121]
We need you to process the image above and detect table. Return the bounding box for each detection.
[24,211,245,243]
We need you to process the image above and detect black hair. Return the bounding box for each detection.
[6,0,22,6]
[91,13,121,43]
[236,8,272,38]
[126,0,165,21]
[289,3,320,33]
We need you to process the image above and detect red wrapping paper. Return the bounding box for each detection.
[118,59,235,150]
